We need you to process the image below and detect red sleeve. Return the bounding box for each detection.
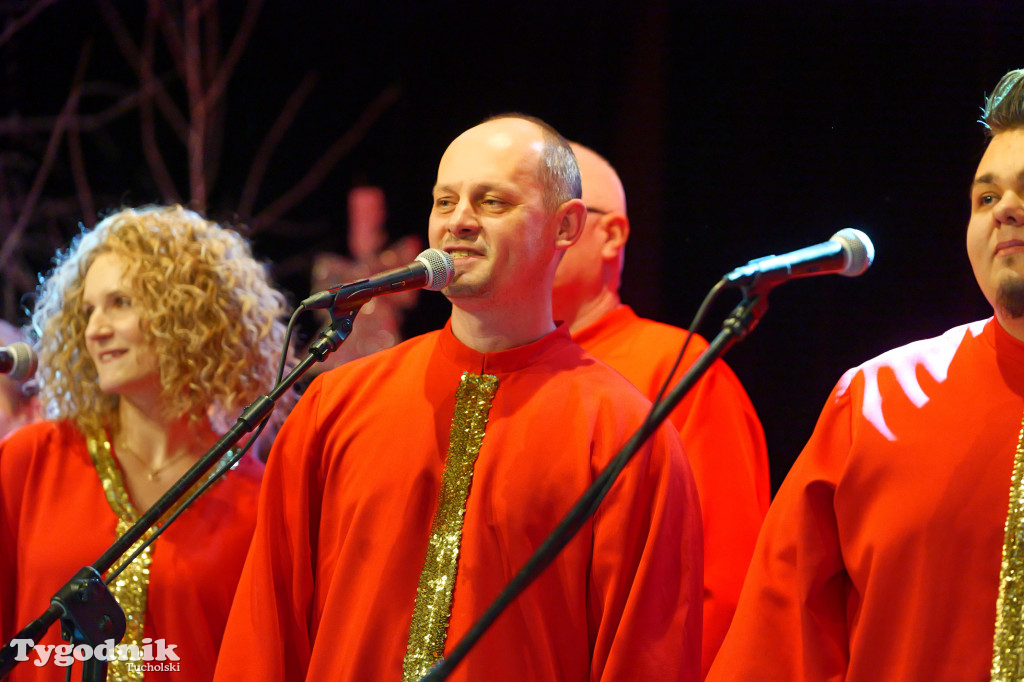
[213,378,326,681]
[707,376,854,681]
[673,357,770,677]
[0,429,27,644]
[588,420,704,682]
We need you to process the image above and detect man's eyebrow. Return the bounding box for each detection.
[971,171,1024,192]
[432,182,517,195]
[971,173,995,194]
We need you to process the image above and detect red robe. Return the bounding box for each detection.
[707,318,1024,681]
[571,304,769,677]
[214,321,703,682]
[0,420,263,681]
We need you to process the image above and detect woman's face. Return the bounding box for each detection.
[82,252,162,405]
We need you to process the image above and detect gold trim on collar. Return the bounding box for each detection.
[85,430,235,681]
[86,432,155,682]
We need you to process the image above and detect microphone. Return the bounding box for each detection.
[0,343,38,381]
[724,228,875,289]
[301,248,455,311]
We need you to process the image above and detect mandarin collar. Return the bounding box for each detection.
[991,316,1024,370]
[437,319,574,375]
[569,304,635,346]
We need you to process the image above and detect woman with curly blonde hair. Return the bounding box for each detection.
[0,205,290,682]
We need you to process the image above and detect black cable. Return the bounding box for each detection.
[646,278,726,417]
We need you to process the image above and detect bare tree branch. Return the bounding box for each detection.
[1,254,37,290]
[150,0,187,78]
[0,0,61,49]
[0,78,195,136]
[201,0,219,87]
[140,12,180,202]
[238,72,318,218]
[66,129,92,225]
[0,40,92,273]
[250,84,402,233]
[0,164,13,227]
[203,0,263,109]
[1,1,402,322]
[183,0,207,209]
[96,0,189,142]
[67,116,96,227]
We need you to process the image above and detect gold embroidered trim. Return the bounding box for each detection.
[86,431,235,681]
[402,372,499,681]
[993,410,1024,681]
[86,433,153,682]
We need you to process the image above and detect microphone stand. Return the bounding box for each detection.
[419,287,770,681]
[0,308,361,681]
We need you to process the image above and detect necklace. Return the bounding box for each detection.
[115,438,192,482]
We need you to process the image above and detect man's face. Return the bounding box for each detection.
[428,120,558,306]
[967,128,1024,318]
[552,144,626,322]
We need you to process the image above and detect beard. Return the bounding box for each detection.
[997,277,1024,318]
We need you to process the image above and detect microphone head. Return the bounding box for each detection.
[831,228,875,277]
[7,342,38,381]
[415,248,456,291]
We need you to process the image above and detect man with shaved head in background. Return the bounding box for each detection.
[215,115,703,682]
[553,142,770,677]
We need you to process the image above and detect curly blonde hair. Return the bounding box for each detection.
[32,205,290,436]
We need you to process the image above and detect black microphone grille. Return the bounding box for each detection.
[7,341,38,381]
[416,249,455,291]
[831,228,875,277]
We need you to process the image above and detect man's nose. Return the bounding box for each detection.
[447,199,481,238]
[996,190,1024,226]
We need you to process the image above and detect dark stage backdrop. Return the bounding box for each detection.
[2,0,1021,491]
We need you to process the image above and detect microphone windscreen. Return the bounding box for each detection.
[832,228,875,277]
[6,342,38,381]
[416,249,455,290]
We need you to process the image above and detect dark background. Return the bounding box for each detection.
[3,0,1020,491]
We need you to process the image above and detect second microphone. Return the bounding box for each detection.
[301,248,456,313]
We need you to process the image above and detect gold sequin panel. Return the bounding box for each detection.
[402,372,499,682]
[87,433,235,681]
[992,411,1024,681]
[87,434,154,682]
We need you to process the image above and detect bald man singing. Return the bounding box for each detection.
[553,142,770,677]
[214,116,702,682]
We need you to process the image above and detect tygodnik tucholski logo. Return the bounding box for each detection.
[8,637,181,672]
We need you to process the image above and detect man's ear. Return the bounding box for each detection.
[554,199,587,249]
[599,213,630,260]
